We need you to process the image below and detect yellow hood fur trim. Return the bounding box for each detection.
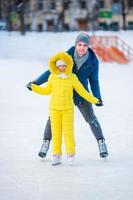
[48,52,73,75]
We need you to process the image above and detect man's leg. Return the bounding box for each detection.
[77,101,108,157]
[43,117,52,141]
[38,117,52,158]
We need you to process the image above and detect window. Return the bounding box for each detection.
[38,24,43,32]
[50,2,56,10]
[128,0,133,7]
[99,22,108,30]
[110,22,119,31]
[64,1,71,9]
[38,0,43,10]
[113,0,119,2]
[127,21,133,30]
[99,0,104,9]
[80,1,86,9]
[0,9,2,19]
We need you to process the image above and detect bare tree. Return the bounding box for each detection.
[55,0,71,31]
[2,0,28,34]
[121,0,129,30]
[87,1,99,34]
[16,0,27,35]
[5,0,13,31]
[0,0,2,19]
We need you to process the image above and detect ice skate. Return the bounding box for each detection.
[52,154,62,166]
[38,140,50,158]
[67,154,75,165]
[98,139,108,158]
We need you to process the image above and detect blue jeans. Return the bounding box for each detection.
[43,101,104,141]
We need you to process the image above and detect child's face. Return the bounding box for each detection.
[58,65,66,72]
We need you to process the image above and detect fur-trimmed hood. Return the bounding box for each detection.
[48,52,73,75]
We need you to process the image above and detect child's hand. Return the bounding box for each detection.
[95,99,104,107]
[26,82,32,91]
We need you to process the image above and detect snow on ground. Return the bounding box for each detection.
[0,31,133,200]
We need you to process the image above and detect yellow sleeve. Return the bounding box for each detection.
[72,74,99,104]
[31,75,52,95]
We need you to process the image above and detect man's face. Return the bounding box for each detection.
[75,42,88,57]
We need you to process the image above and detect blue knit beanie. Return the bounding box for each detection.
[75,32,90,46]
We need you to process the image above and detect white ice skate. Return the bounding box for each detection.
[52,154,62,166]
[67,154,75,165]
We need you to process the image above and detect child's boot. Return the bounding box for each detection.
[52,154,62,166]
[67,154,75,165]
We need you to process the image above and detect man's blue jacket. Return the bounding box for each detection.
[33,46,102,105]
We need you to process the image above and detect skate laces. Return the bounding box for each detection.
[41,140,49,151]
[67,154,75,161]
[98,139,108,154]
[53,154,61,158]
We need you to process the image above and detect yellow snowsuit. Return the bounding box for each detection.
[31,52,99,155]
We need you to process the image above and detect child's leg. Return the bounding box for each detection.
[50,110,62,155]
[62,110,75,155]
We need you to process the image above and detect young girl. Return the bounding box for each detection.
[28,52,100,166]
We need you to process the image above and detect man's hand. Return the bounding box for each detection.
[26,82,32,91]
[95,99,104,107]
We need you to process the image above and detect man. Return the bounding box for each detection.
[27,32,108,158]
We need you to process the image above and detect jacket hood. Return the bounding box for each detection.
[48,52,73,75]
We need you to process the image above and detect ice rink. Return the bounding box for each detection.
[0,31,133,200]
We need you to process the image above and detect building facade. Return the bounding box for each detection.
[1,0,133,31]
[26,0,97,31]
[98,0,133,30]
[27,0,133,31]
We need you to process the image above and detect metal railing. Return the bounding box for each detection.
[90,36,133,62]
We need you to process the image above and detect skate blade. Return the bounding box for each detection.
[67,160,75,166]
[52,162,62,166]
[38,152,46,158]
[40,157,45,162]
[101,156,108,161]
